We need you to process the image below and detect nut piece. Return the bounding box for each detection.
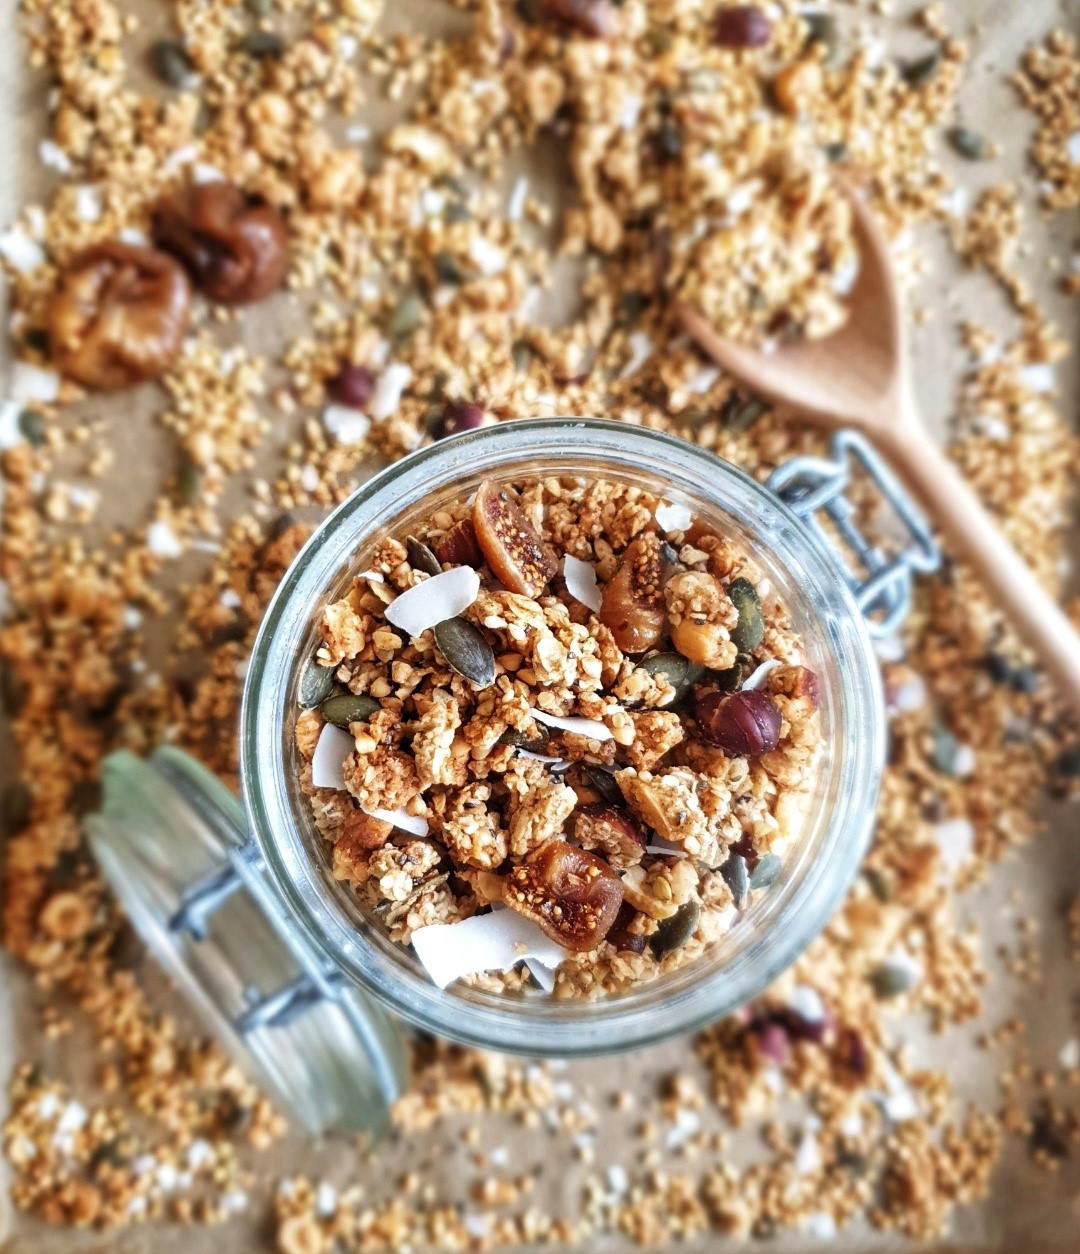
[573,803,646,871]
[713,5,772,49]
[695,688,782,756]
[538,0,618,40]
[151,182,288,304]
[600,533,667,654]
[340,808,394,851]
[472,481,558,598]
[435,518,484,568]
[49,242,192,389]
[504,839,623,951]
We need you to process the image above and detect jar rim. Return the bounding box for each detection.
[240,419,885,1054]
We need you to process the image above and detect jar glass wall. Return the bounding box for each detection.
[241,420,885,1056]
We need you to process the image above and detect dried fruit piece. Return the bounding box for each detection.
[713,5,772,49]
[433,617,496,687]
[406,535,442,576]
[695,688,781,756]
[538,0,617,39]
[607,902,647,954]
[327,364,375,409]
[727,578,765,652]
[472,481,557,598]
[437,402,488,438]
[434,518,484,568]
[151,182,288,304]
[49,242,192,389]
[504,840,623,951]
[320,693,380,726]
[649,900,700,957]
[573,803,646,870]
[600,533,667,654]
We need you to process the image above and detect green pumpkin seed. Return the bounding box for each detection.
[320,693,380,727]
[1,781,31,837]
[70,779,101,818]
[649,901,701,957]
[500,725,550,752]
[728,578,765,652]
[1056,744,1080,777]
[823,140,849,163]
[862,866,893,903]
[17,410,45,447]
[388,291,424,340]
[406,535,442,576]
[511,340,534,372]
[298,657,336,708]
[239,31,285,59]
[713,661,743,692]
[720,852,749,907]
[722,394,767,432]
[151,39,196,88]
[177,457,202,507]
[583,763,622,806]
[947,126,993,161]
[869,961,916,999]
[639,653,703,707]
[646,25,673,55]
[749,852,782,890]
[901,49,940,86]
[245,0,273,13]
[434,252,469,285]
[515,0,539,24]
[434,618,496,688]
[930,726,960,774]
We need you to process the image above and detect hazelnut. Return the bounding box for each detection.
[695,688,782,756]
[573,803,645,871]
[537,0,618,40]
[151,182,288,304]
[772,59,823,117]
[49,242,192,390]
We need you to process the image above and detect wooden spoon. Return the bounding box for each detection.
[677,186,1080,720]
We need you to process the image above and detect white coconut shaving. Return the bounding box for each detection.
[0,401,22,451]
[507,176,529,222]
[311,724,353,791]
[741,658,782,691]
[365,807,429,837]
[355,568,385,584]
[146,520,183,559]
[322,404,371,446]
[524,958,557,992]
[644,844,687,859]
[0,228,45,273]
[383,566,480,638]
[411,910,566,989]
[933,817,974,873]
[530,708,613,742]
[468,235,506,277]
[369,361,412,420]
[11,361,60,405]
[562,554,602,612]
[619,330,654,380]
[655,500,693,533]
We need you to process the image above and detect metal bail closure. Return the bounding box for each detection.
[766,429,940,637]
[84,746,409,1137]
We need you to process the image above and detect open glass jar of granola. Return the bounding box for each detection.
[87,418,937,1134]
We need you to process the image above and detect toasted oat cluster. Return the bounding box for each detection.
[294,474,822,998]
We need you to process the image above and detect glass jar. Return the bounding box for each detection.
[87,418,937,1134]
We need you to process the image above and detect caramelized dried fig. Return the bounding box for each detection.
[606,901,647,954]
[599,533,667,654]
[472,481,558,597]
[435,518,484,568]
[504,839,623,951]
[695,688,781,756]
[49,242,191,390]
[572,803,645,870]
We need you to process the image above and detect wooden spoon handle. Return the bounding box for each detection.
[878,418,1080,720]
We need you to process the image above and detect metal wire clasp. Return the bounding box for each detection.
[766,430,940,638]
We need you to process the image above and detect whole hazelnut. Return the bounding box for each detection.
[695,688,782,756]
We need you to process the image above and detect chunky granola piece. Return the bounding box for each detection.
[343,746,420,813]
[504,840,623,950]
[572,804,645,871]
[665,571,739,670]
[504,765,578,858]
[620,859,699,921]
[623,709,685,771]
[616,767,719,865]
[365,841,443,903]
[411,691,466,789]
[319,595,370,667]
[436,783,508,870]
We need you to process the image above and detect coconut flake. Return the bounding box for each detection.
[411,910,567,989]
[933,817,974,873]
[530,708,613,742]
[644,844,687,859]
[507,176,529,222]
[468,235,506,277]
[74,184,103,222]
[323,404,371,446]
[787,985,827,1024]
[1059,1038,1080,1070]
[11,362,60,404]
[366,806,430,837]
[383,566,480,638]
[118,226,150,248]
[146,520,183,559]
[515,749,568,767]
[686,364,720,394]
[39,140,72,173]
[355,569,385,584]
[563,554,602,612]
[655,500,693,532]
[311,724,353,791]
[0,228,45,273]
[619,330,654,380]
[1067,131,1080,164]
[524,957,558,992]
[370,361,412,420]
[1019,362,1055,393]
[0,401,22,450]
[741,658,782,691]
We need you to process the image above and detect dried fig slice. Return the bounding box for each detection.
[599,533,667,654]
[606,901,647,954]
[471,481,557,597]
[572,803,645,870]
[435,518,484,568]
[504,839,623,951]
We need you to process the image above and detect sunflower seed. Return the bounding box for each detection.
[649,901,700,957]
[298,657,335,708]
[433,617,496,687]
[720,852,749,906]
[749,852,782,890]
[320,693,380,727]
[406,536,442,576]
[728,578,765,652]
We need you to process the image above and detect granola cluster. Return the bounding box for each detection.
[296,475,822,994]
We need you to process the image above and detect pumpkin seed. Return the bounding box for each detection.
[151,39,196,88]
[500,725,551,752]
[901,49,940,86]
[947,126,993,161]
[749,852,782,890]
[720,852,749,906]
[930,726,961,774]
[298,658,335,708]
[646,25,673,54]
[17,410,45,447]
[1,781,31,837]
[721,394,767,432]
[802,11,841,68]
[406,535,442,576]
[583,763,623,806]
[1056,744,1080,777]
[649,901,701,957]
[869,961,916,999]
[434,617,496,688]
[434,252,468,285]
[209,618,246,647]
[728,578,765,652]
[639,652,702,706]
[70,779,101,818]
[515,0,540,24]
[245,0,273,13]
[239,31,285,58]
[823,140,849,163]
[388,291,424,340]
[177,456,202,507]
[320,693,380,727]
[511,340,534,372]
[712,661,743,692]
[618,290,649,325]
